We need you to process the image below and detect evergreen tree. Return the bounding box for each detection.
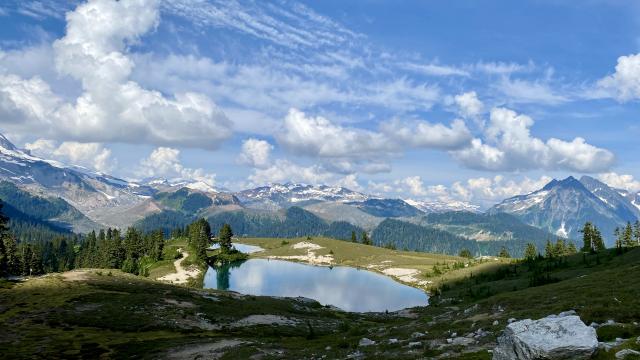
[580,222,594,253]
[544,239,554,259]
[623,222,634,247]
[634,220,640,246]
[498,247,510,258]
[524,243,537,261]
[593,227,606,251]
[350,231,357,243]
[566,242,578,255]
[0,200,9,275]
[361,231,371,245]
[218,223,233,254]
[614,227,623,252]
[459,248,472,259]
[4,236,20,275]
[554,239,566,257]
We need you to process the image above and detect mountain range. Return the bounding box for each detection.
[1,132,638,253]
[490,176,640,245]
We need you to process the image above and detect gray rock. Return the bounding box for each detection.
[616,349,640,359]
[450,337,475,346]
[600,337,626,352]
[637,336,640,345]
[411,332,425,339]
[358,338,375,347]
[493,312,598,360]
[508,318,517,323]
[493,320,499,326]
[408,341,421,348]
[388,338,398,344]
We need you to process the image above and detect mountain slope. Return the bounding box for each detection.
[417,211,565,245]
[490,176,635,245]
[236,183,371,210]
[0,181,97,233]
[0,133,154,229]
[205,207,364,241]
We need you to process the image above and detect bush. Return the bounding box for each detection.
[597,324,638,342]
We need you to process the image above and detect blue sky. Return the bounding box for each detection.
[1,0,640,208]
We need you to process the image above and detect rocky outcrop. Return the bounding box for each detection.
[493,311,598,359]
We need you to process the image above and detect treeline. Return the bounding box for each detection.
[205,207,364,240]
[0,199,167,277]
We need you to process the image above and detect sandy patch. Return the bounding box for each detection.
[382,268,432,286]
[271,241,333,265]
[166,339,245,359]
[158,249,201,285]
[292,241,323,250]
[269,253,334,265]
[61,270,90,282]
[232,315,299,327]
[164,298,196,308]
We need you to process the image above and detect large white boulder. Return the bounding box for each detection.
[493,312,598,359]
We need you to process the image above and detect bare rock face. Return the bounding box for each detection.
[493,312,598,360]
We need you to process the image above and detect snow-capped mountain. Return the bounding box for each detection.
[0,133,161,228]
[489,176,638,245]
[236,183,372,210]
[579,176,640,220]
[142,178,222,194]
[404,199,480,213]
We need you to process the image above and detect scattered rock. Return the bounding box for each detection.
[359,338,375,347]
[616,349,640,359]
[464,304,479,314]
[636,336,640,345]
[232,315,298,327]
[493,320,499,326]
[492,312,598,360]
[408,341,421,348]
[449,337,475,346]
[411,332,426,339]
[388,339,399,344]
[325,346,331,351]
[600,338,626,352]
[508,318,516,324]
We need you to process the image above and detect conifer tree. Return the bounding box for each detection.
[580,222,593,253]
[554,239,566,257]
[361,231,371,245]
[567,242,577,255]
[459,248,472,259]
[4,236,20,275]
[498,247,510,258]
[593,226,606,251]
[614,227,623,251]
[524,243,537,261]
[218,224,233,255]
[351,231,357,243]
[634,220,640,246]
[623,222,634,247]
[0,200,8,275]
[545,239,554,259]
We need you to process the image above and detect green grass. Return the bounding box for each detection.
[3,237,640,359]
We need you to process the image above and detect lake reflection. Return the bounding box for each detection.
[203,259,428,312]
[208,243,264,253]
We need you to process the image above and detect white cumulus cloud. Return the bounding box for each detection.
[598,172,640,193]
[0,0,232,149]
[238,138,273,168]
[597,53,640,101]
[138,147,216,186]
[25,138,115,173]
[452,107,615,173]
